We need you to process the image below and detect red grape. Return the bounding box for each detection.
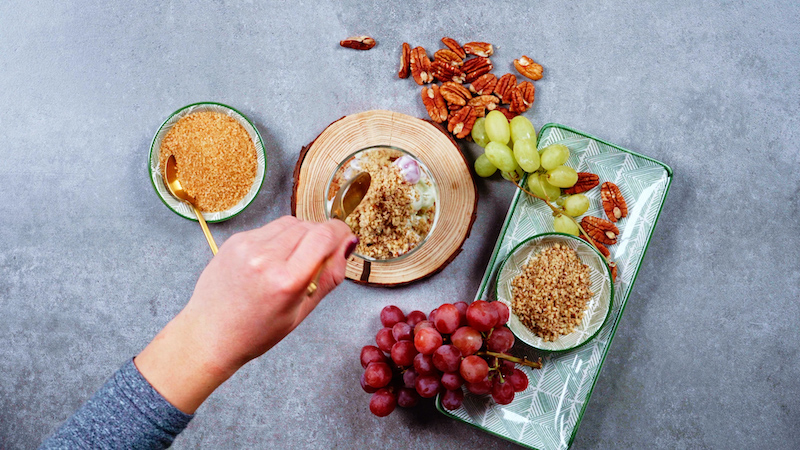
[364,362,393,388]
[432,344,462,373]
[360,372,378,393]
[491,302,510,325]
[454,301,469,326]
[406,310,427,328]
[414,327,443,355]
[413,353,437,376]
[460,355,489,383]
[507,368,529,392]
[397,387,420,408]
[375,328,396,353]
[486,326,515,353]
[429,308,438,324]
[465,377,492,395]
[433,303,460,334]
[466,300,499,332]
[414,320,435,334]
[441,388,465,410]
[360,345,387,368]
[380,305,405,328]
[370,388,397,417]
[402,368,419,389]
[415,375,441,398]
[441,372,464,391]
[391,340,418,367]
[451,326,483,356]
[491,378,515,405]
[392,322,413,341]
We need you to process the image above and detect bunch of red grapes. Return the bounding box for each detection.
[359,301,535,417]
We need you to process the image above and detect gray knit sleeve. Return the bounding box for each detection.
[40,359,193,449]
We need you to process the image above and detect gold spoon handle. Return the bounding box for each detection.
[191,204,218,255]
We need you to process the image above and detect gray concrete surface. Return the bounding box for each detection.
[1,1,798,449]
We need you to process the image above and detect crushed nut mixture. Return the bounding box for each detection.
[331,148,436,260]
[511,244,593,341]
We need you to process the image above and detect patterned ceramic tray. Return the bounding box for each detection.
[436,123,673,450]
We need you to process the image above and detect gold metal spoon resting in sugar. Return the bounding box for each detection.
[163,155,219,255]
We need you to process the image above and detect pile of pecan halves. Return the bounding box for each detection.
[397,38,543,140]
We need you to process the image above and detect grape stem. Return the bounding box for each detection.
[478,351,543,369]
[509,179,614,267]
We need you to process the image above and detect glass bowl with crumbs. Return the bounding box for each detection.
[149,102,267,222]
[325,146,439,262]
[495,232,614,352]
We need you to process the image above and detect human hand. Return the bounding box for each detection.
[135,216,357,413]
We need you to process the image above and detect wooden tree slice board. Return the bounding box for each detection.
[292,110,477,286]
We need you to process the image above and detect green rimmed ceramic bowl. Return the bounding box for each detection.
[148,102,267,222]
[496,232,614,352]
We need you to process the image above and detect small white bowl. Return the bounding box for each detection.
[496,232,614,352]
[148,102,267,222]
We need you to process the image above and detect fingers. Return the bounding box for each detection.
[285,220,355,289]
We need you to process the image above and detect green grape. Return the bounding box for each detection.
[501,166,525,182]
[526,173,561,202]
[484,141,516,172]
[546,165,578,188]
[471,118,490,148]
[540,144,570,170]
[553,214,579,236]
[474,153,497,177]
[509,116,537,146]
[555,197,566,207]
[513,138,540,172]
[563,194,590,216]
[485,110,510,144]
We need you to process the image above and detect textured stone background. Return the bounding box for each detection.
[1,1,798,449]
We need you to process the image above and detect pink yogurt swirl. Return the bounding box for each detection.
[393,155,421,184]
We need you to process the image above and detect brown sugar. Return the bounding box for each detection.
[159,111,257,212]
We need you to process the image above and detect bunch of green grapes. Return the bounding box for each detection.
[472,111,590,235]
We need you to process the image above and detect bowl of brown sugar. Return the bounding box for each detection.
[149,102,266,222]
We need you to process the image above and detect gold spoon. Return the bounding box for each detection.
[163,155,219,255]
[306,172,371,296]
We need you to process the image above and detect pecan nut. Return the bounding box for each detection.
[563,172,600,195]
[441,37,466,59]
[469,73,498,95]
[447,106,478,139]
[579,234,610,257]
[610,262,618,282]
[494,73,517,103]
[421,85,448,123]
[581,216,620,245]
[340,36,376,50]
[431,60,466,83]
[398,42,411,79]
[463,41,494,57]
[468,94,500,111]
[495,107,517,120]
[510,81,535,113]
[410,46,433,85]
[514,55,543,80]
[462,56,493,83]
[440,81,472,106]
[434,48,463,66]
[601,182,628,222]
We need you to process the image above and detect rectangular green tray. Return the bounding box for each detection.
[436,123,673,450]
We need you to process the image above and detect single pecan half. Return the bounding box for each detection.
[447,106,477,139]
[494,73,517,103]
[468,94,500,111]
[431,60,466,83]
[398,42,411,78]
[463,41,494,57]
[581,216,620,245]
[434,48,463,66]
[610,262,618,282]
[472,106,487,118]
[421,85,448,123]
[601,182,628,222]
[469,73,498,95]
[410,46,433,85]
[448,103,462,111]
[340,36,376,50]
[440,81,472,106]
[510,81,535,113]
[495,107,517,120]
[563,172,600,195]
[579,234,610,257]
[514,55,543,80]
[441,37,466,59]
[462,57,493,83]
